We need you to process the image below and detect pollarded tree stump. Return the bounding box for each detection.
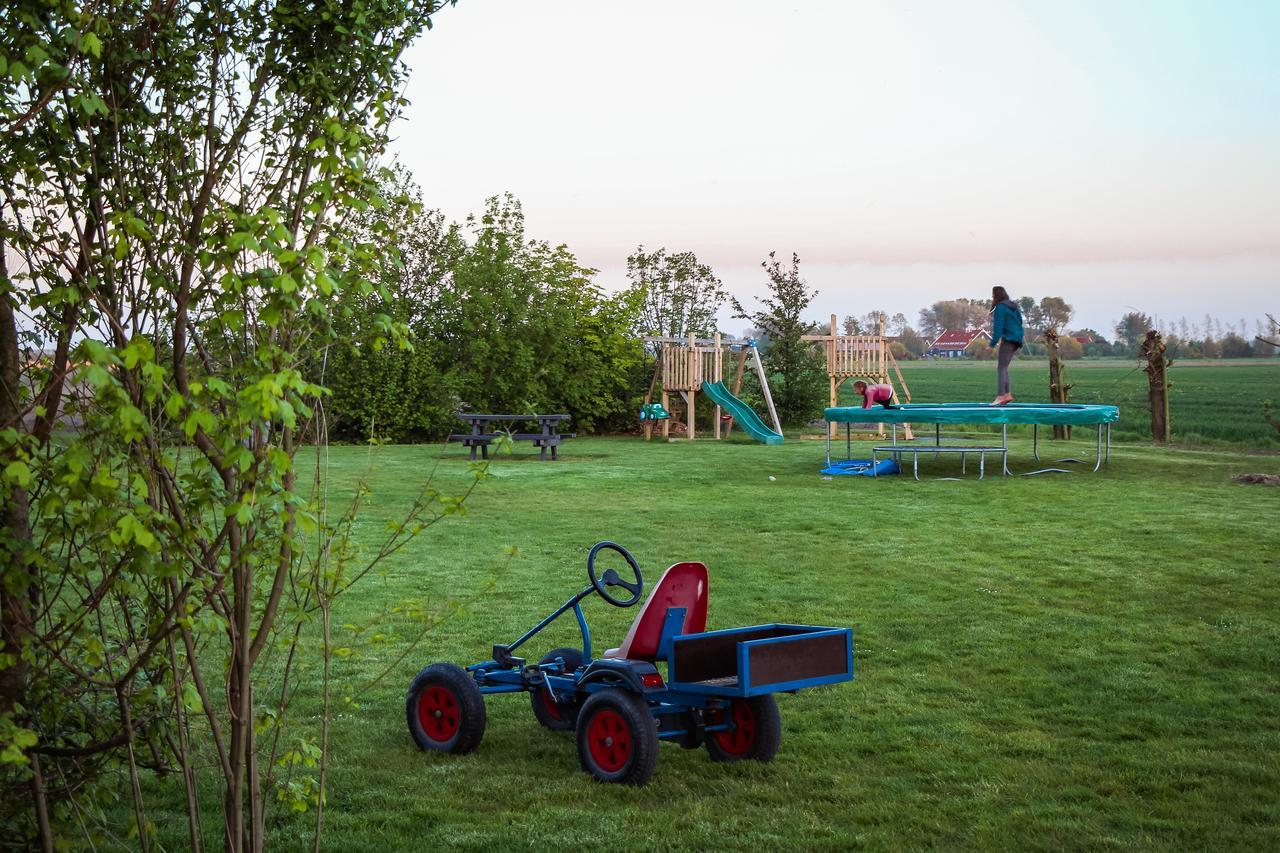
[1044,328,1074,440]
[1139,330,1172,443]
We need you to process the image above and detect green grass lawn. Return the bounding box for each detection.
[889,358,1280,447]
[138,431,1280,850]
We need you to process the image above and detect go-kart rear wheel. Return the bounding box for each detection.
[575,688,659,785]
[704,695,781,763]
[531,647,585,731]
[406,663,486,754]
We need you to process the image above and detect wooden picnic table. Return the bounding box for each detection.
[449,413,576,461]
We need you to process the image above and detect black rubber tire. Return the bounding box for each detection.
[575,688,660,785]
[530,647,586,731]
[406,663,486,754]
[704,695,781,763]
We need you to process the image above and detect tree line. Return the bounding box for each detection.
[322,180,1279,443]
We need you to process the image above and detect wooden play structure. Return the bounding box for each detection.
[802,314,913,439]
[641,333,781,441]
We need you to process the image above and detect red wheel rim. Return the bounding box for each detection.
[417,685,460,742]
[541,687,563,721]
[712,700,756,756]
[586,708,632,772]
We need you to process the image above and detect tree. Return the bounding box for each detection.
[898,326,928,358]
[1038,296,1074,332]
[1257,314,1280,356]
[627,246,725,338]
[918,299,990,338]
[1220,333,1254,358]
[732,253,826,426]
[0,2,459,849]
[1115,312,1154,348]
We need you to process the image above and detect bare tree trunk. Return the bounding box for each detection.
[1140,330,1172,443]
[1044,329,1073,440]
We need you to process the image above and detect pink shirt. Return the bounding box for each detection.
[860,383,894,408]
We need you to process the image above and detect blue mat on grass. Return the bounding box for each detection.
[821,458,899,477]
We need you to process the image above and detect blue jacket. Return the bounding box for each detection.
[989,300,1024,347]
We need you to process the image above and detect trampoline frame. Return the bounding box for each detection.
[824,410,1114,481]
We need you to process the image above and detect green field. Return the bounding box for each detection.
[135,431,1280,850]
[885,359,1280,447]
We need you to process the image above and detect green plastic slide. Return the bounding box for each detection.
[700,381,784,445]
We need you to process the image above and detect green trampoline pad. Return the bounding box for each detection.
[825,402,1120,427]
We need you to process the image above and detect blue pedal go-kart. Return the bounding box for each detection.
[406,542,854,785]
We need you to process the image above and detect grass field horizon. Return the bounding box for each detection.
[131,425,1280,850]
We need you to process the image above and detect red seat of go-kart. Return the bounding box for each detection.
[603,562,708,661]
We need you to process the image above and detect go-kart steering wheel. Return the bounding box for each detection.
[586,541,644,608]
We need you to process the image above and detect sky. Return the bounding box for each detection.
[393,0,1280,337]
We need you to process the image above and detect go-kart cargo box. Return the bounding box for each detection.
[667,624,853,697]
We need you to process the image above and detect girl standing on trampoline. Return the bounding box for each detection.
[988,286,1024,405]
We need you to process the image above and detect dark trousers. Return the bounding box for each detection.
[997,341,1019,395]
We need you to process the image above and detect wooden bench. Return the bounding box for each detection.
[448,414,576,461]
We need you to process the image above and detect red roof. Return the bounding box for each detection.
[928,329,989,350]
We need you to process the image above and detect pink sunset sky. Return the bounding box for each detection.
[394,1,1279,336]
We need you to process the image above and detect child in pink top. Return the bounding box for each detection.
[853,380,896,409]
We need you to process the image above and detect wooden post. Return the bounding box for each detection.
[1140,330,1172,443]
[828,314,839,438]
[752,344,783,435]
[661,388,670,439]
[713,332,722,439]
[875,314,887,439]
[1044,328,1073,440]
[723,346,749,436]
[642,358,661,441]
[687,333,697,439]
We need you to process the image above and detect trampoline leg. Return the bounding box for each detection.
[1094,424,1103,472]
[871,447,877,477]
[846,422,850,460]
[913,450,919,481]
[1106,424,1111,463]
[1001,425,1011,476]
[1033,424,1039,460]
[961,451,966,475]
[826,425,831,466]
[979,451,985,480]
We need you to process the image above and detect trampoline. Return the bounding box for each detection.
[824,403,1120,480]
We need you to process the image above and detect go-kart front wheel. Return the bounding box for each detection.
[575,688,659,785]
[531,647,585,731]
[705,695,781,763]
[406,663,486,754]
